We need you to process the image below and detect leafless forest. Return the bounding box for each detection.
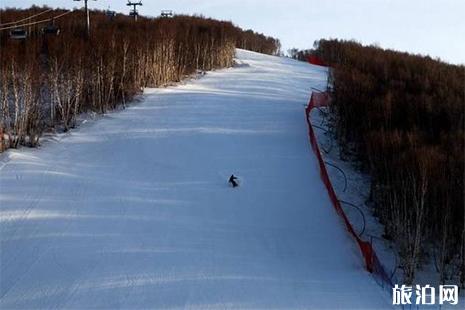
[302,40,464,286]
[0,7,280,151]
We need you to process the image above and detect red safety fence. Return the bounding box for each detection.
[307,55,328,67]
[305,91,394,288]
[0,128,6,153]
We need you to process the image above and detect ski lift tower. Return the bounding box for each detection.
[127,1,142,21]
[73,0,96,37]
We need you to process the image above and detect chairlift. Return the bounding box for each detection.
[42,23,60,35]
[161,10,173,18]
[10,28,27,40]
[129,10,138,17]
[106,9,116,19]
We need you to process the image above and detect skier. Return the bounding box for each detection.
[228,174,239,188]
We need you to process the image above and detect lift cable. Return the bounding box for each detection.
[0,11,72,32]
[0,8,54,27]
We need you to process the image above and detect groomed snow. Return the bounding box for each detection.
[0,49,392,309]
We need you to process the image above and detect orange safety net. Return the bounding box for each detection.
[305,91,394,288]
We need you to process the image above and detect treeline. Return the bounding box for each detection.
[287,47,314,61]
[308,39,464,285]
[0,7,281,150]
[236,29,281,55]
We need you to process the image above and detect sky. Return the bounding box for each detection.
[2,0,464,64]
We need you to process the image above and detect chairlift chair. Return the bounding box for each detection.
[42,23,60,35]
[106,10,116,19]
[161,10,173,18]
[10,28,27,40]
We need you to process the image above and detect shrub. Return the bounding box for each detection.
[313,39,464,285]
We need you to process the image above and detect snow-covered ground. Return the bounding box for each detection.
[0,49,392,309]
[310,107,400,283]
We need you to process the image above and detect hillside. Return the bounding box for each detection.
[0,50,391,309]
[304,39,464,286]
[0,7,280,151]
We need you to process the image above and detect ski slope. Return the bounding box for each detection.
[0,50,391,309]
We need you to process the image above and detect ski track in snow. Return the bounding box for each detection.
[0,50,392,309]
